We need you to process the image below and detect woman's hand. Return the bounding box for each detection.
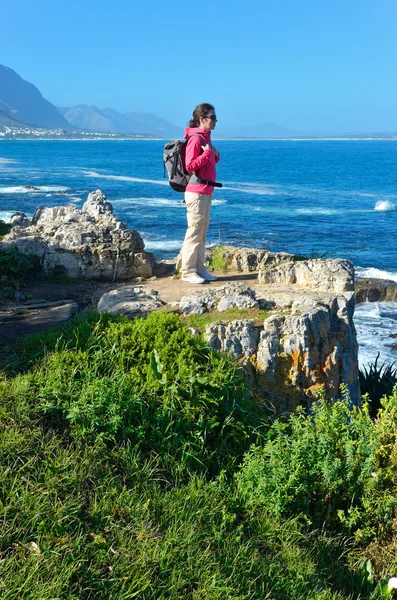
[201,144,211,152]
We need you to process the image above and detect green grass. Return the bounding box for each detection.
[184,306,273,332]
[1,311,397,598]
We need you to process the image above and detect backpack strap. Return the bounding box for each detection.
[186,135,223,188]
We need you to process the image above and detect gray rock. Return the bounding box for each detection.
[0,190,154,281]
[180,281,259,315]
[258,258,354,294]
[10,212,30,227]
[205,320,260,359]
[97,286,164,316]
[179,293,217,315]
[217,293,258,311]
[204,292,359,412]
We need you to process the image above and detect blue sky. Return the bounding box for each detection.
[2,0,397,133]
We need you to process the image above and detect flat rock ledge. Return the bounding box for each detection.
[1,190,155,281]
[97,286,165,316]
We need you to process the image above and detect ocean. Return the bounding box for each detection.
[1,139,397,367]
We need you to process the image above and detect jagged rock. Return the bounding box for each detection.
[217,293,258,311]
[355,278,397,303]
[179,293,217,315]
[1,190,154,281]
[179,281,259,315]
[82,189,114,219]
[97,286,164,316]
[204,246,294,273]
[256,294,359,411]
[258,258,354,294]
[205,320,260,359]
[204,293,359,412]
[10,212,30,227]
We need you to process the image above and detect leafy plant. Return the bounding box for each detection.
[208,245,228,272]
[0,220,12,237]
[0,245,34,288]
[294,249,331,261]
[359,353,397,418]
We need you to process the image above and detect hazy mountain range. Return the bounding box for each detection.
[57,105,181,137]
[0,63,305,138]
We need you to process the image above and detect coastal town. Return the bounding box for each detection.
[0,125,156,140]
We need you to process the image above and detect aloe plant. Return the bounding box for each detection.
[359,353,397,418]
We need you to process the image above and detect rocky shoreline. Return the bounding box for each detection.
[1,189,396,412]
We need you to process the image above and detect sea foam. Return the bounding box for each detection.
[83,170,169,186]
[374,200,396,211]
[354,301,397,367]
[116,197,183,208]
[356,267,397,283]
[0,185,69,194]
[143,239,182,252]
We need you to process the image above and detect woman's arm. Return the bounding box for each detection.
[185,136,212,172]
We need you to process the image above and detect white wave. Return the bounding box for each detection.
[374,200,396,211]
[143,239,182,251]
[354,301,397,367]
[83,170,169,186]
[0,158,18,166]
[356,267,397,283]
[0,185,69,194]
[0,211,16,222]
[296,207,339,215]
[212,198,227,205]
[222,184,276,195]
[116,196,183,208]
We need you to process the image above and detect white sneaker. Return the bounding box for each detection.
[199,269,217,281]
[181,273,205,284]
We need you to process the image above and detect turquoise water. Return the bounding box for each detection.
[1,139,397,366]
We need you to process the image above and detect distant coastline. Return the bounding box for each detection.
[1,126,397,142]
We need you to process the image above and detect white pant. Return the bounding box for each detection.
[181,192,212,277]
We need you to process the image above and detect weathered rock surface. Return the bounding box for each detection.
[205,320,260,359]
[97,286,164,316]
[10,212,30,227]
[355,278,397,303]
[1,190,154,281]
[204,292,359,412]
[179,281,258,315]
[258,258,354,294]
[205,246,294,273]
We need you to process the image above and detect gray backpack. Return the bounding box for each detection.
[163,135,222,192]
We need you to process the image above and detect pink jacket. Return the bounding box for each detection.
[184,126,221,195]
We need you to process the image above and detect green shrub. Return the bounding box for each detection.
[8,311,264,478]
[0,245,33,279]
[0,220,12,237]
[236,392,397,542]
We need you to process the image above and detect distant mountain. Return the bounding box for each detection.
[0,64,73,129]
[213,122,302,139]
[58,105,182,138]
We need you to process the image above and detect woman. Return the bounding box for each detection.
[180,103,220,284]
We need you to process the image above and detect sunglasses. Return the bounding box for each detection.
[206,114,217,121]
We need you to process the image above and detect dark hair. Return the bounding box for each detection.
[188,103,215,127]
